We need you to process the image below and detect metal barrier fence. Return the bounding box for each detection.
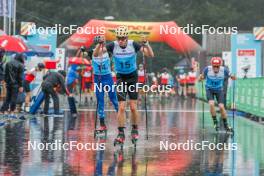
[196,77,264,118]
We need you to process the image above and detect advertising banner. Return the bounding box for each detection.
[64,19,201,53]
[222,51,232,72]
[231,33,262,78]
[26,28,57,59]
[55,48,66,70]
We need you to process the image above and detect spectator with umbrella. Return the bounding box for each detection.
[0,53,25,118]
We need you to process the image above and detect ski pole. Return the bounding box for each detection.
[142,46,149,140]
[232,78,236,133]
[201,80,205,130]
[79,48,85,106]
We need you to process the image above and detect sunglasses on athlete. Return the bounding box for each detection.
[117,37,128,41]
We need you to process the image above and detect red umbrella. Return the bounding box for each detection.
[68,57,91,65]
[0,35,28,52]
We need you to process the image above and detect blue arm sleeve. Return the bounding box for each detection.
[203,67,208,77]
[224,67,230,78]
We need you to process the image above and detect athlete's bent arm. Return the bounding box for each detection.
[93,44,106,57]
[141,43,154,57]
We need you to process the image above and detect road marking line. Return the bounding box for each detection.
[62,109,209,113]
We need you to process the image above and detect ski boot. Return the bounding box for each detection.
[131,128,139,147]
[114,132,125,149]
[0,117,5,127]
[224,124,234,134]
[213,120,219,132]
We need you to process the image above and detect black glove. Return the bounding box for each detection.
[93,36,104,44]
[142,40,149,46]
[80,46,86,52]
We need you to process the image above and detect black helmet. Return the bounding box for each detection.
[58,70,66,77]
[163,67,168,72]
[37,63,45,70]
[0,47,5,58]
[0,47,5,54]
[14,53,26,64]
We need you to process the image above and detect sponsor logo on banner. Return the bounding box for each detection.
[237,49,256,78]
[55,48,66,70]
[253,27,264,40]
[21,22,36,36]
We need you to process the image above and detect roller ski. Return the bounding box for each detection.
[6,114,20,121]
[113,132,125,162]
[113,149,124,163]
[0,117,6,127]
[114,132,125,150]
[94,125,107,140]
[224,124,234,135]
[131,128,139,148]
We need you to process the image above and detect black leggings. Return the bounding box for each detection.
[1,85,19,112]
[42,83,59,114]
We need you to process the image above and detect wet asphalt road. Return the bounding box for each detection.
[0,97,263,176]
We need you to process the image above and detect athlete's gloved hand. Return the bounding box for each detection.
[198,74,204,81]
[230,75,236,80]
[142,41,149,46]
[80,46,86,52]
[140,35,149,46]
[93,35,105,44]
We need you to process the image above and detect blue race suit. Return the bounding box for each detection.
[203,66,229,91]
[112,40,138,74]
[92,52,118,119]
[66,64,79,92]
[203,66,229,103]
[66,64,79,114]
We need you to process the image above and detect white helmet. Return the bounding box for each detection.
[115,26,129,37]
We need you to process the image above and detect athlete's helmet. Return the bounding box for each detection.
[163,67,168,73]
[14,53,26,64]
[0,47,5,58]
[37,63,45,70]
[210,57,222,66]
[115,26,129,37]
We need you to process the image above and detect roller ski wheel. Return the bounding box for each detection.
[114,149,124,163]
[6,114,17,122]
[95,125,107,139]
[114,132,125,150]
[0,118,6,127]
[131,129,139,148]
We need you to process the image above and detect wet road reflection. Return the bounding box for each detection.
[0,97,263,175]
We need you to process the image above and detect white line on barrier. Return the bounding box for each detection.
[62,109,209,113]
